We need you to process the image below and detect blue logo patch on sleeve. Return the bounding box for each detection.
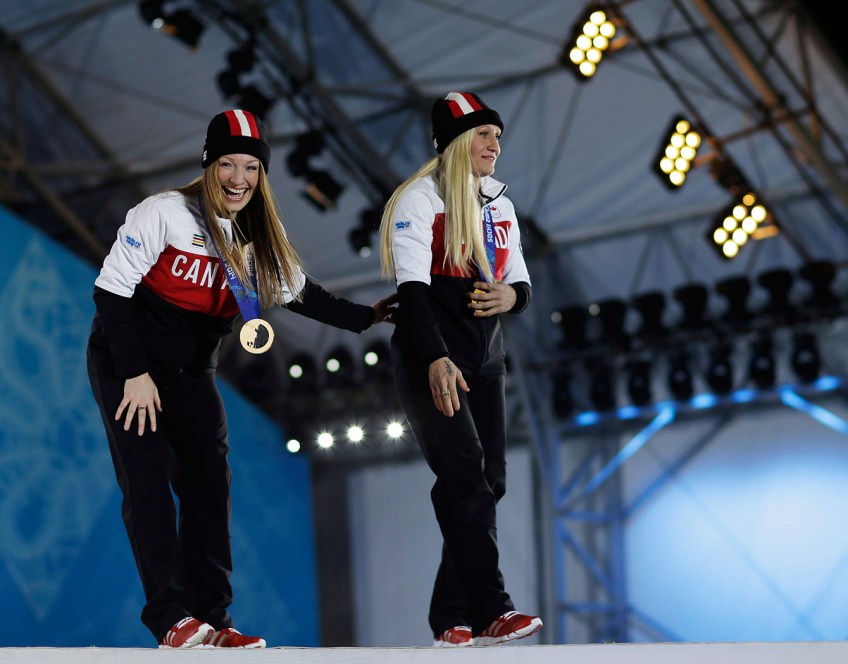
[124,234,142,249]
[395,220,411,230]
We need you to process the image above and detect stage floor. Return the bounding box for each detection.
[2,642,848,663]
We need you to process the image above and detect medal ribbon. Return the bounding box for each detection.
[197,195,260,321]
[479,204,496,283]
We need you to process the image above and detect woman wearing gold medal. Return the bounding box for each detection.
[87,109,396,649]
[379,92,541,647]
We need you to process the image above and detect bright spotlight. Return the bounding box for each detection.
[386,421,404,439]
[347,425,364,443]
[317,432,334,449]
[707,191,776,260]
[364,351,379,366]
[326,358,340,373]
[561,5,618,80]
[286,439,301,453]
[289,364,304,379]
[654,116,701,190]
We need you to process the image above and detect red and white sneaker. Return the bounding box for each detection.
[159,617,214,648]
[474,611,543,646]
[433,625,473,647]
[204,627,266,649]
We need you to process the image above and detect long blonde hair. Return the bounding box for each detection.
[177,163,304,307]
[379,127,494,282]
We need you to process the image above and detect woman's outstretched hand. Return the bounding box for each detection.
[370,291,399,326]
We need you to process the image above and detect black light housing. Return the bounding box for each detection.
[667,350,693,401]
[706,342,734,395]
[790,331,821,384]
[748,331,776,390]
[625,359,652,406]
[302,169,344,211]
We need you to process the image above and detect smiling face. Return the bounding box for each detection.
[469,124,501,177]
[216,154,261,213]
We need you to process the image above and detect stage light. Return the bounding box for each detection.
[234,84,274,120]
[139,0,167,28]
[631,291,667,343]
[346,425,364,443]
[706,342,734,395]
[748,331,776,389]
[757,268,795,322]
[791,331,821,384]
[715,275,752,330]
[667,350,694,401]
[555,304,590,350]
[286,131,325,178]
[625,359,652,406]
[363,339,392,382]
[139,3,205,49]
[348,226,371,257]
[552,366,574,418]
[799,260,839,315]
[363,339,390,368]
[317,432,334,449]
[596,298,630,351]
[588,360,616,411]
[324,345,355,384]
[216,40,258,102]
[706,191,772,260]
[286,439,301,453]
[386,421,404,438]
[287,351,316,386]
[654,116,702,190]
[561,5,617,80]
[216,69,242,98]
[673,283,709,331]
[302,169,344,211]
[226,39,256,73]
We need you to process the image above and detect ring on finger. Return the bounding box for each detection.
[440,389,451,397]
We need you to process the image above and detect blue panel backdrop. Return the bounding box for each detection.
[0,207,319,647]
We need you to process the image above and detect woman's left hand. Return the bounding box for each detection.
[370,291,399,326]
[467,281,516,317]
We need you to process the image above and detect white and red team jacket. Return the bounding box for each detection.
[389,174,531,376]
[96,191,304,313]
[90,191,372,381]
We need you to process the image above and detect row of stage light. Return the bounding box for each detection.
[284,419,407,455]
[549,261,845,420]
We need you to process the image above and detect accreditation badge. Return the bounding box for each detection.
[240,318,275,354]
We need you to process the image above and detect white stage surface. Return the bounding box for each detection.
[2,642,847,664]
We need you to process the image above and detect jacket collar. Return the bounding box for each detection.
[480,175,507,203]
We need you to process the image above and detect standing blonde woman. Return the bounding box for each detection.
[88,109,395,649]
[379,92,541,647]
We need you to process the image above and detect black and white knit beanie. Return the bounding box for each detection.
[431,92,504,154]
[201,109,271,173]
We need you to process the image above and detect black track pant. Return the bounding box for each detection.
[87,347,234,644]
[394,359,514,636]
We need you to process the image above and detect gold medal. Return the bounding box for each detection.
[239,318,275,354]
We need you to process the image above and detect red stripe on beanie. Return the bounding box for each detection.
[445,92,483,118]
[243,111,260,138]
[224,110,242,136]
[223,109,261,138]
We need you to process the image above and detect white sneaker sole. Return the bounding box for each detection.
[432,639,473,648]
